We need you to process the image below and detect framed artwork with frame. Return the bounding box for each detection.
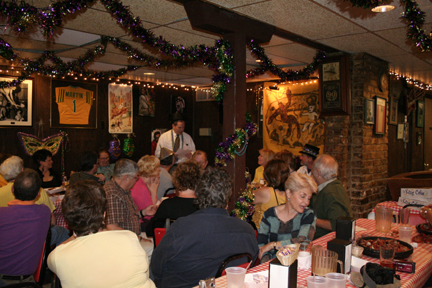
[108,83,133,134]
[374,96,387,135]
[364,98,375,125]
[0,76,33,126]
[417,100,425,128]
[51,79,97,129]
[319,54,351,116]
[389,96,398,125]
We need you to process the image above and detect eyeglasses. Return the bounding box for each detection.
[128,175,139,181]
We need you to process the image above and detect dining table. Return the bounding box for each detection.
[201,218,432,288]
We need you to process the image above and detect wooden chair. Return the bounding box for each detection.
[215,253,253,278]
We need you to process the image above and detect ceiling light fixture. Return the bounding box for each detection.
[371,5,395,12]
[144,72,155,75]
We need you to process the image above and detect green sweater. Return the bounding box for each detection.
[309,179,352,239]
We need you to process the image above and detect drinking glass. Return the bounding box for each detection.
[225,267,246,288]
[375,205,393,233]
[379,244,395,269]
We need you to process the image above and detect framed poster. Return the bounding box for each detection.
[319,54,350,116]
[389,96,398,125]
[417,100,425,128]
[51,79,97,129]
[374,96,387,135]
[0,76,33,126]
[397,123,404,140]
[364,98,374,125]
[108,83,133,134]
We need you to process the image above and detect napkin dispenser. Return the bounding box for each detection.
[268,258,297,288]
[336,217,356,242]
[327,238,352,274]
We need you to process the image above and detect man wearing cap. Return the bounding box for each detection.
[310,154,352,239]
[297,144,319,176]
[157,148,175,200]
[155,114,196,166]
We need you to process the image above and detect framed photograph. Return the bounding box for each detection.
[417,100,425,128]
[138,86,155,117]
[389,96,398,125]
[108,83,133,134]
[171,95,186,114]
[364,98,375,125]
[51,79,97,129]
[397,124,404,140]
[0,76,33,126]
[374,96,387,135]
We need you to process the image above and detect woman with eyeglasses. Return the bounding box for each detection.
[131,155,161,232]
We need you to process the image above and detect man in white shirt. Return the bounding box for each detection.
[155,114,196,166]
[297,144,319,176]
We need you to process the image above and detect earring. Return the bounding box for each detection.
[287,198,290,201]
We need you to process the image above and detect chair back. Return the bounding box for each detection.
[154,228,167,247]
[33,228,51,285]
[215,253,253,278]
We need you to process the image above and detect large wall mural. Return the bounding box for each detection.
[263,81,324,155]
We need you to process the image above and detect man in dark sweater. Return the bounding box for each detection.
[151,167,258,288]
[310,154,352,239]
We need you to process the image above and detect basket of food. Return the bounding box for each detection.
[276,243,300,266]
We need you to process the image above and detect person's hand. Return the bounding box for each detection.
[258,242,275,259]
[138,236,152,243]
[96,174,106,183]
[148,176,160,194]
[143,204,157,216]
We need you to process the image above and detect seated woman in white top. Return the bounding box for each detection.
[48,180,155,288]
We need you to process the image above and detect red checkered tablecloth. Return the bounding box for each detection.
[50,196,69,230]
[200,219,432,288]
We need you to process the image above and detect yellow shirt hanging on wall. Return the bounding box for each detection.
[55,86,93,125]
[263,81,324,155]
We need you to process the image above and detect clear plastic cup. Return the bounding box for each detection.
[225,267,246,288]
[325,273,346,288]
[307,276,328,288]
[398,226,413,243]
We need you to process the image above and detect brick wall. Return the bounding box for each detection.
[324,53,389,219]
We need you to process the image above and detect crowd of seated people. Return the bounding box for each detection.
[0,143,353,287]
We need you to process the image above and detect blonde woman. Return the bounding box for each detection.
[252,148,275,185]
[131,155,161,231]
[257,173,317,262]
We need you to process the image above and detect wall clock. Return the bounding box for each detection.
[378,71,388,92]
[322,62,340,82]
[319,55,350,116]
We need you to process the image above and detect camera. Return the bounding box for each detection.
[199,277,215,288]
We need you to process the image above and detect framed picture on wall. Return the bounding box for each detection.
[51,79,97,129]
[389,96,398,125]
[397,123,404,140]
[0,76,33,126]
[364,98,374,125]
[417,100,425,128]
[374,96,387,135]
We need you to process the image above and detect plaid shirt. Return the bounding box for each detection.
[104,179,140,235]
